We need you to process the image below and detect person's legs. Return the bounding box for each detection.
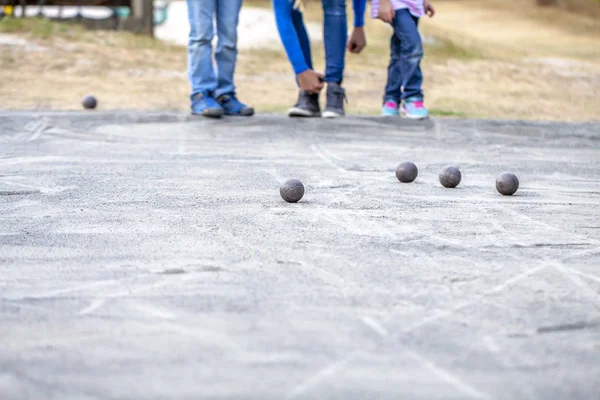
[384,31,402,102]
[187,0,223,116]
[321,0,347,118]
[402,14,424,101]
[214,0,253,115]
[393,9,427,118]
[214,0,242,98]
[187,0,217,98]
[394,10,423,101]
[382,29,402,116]
[321,0,346,84]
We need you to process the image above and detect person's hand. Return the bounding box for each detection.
[424,0,435,17]
[378,0,395,24]
[347,27,366,54]
[297,69,324,94]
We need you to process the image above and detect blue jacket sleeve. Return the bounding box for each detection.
[353,0,366,27]
[273,0,310,75]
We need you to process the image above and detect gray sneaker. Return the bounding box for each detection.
[287,91,321,117]
[322,82,346,118]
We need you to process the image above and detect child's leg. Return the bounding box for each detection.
[291,8,313,71]
[186,0,217,99]
[383,31,402,104]
[321,0,347,84]
[393,10,423,100]
[214,0,243,98]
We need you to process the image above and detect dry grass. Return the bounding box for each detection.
[548,0,600,17]
[0,18,189,110]
[1,0,599,121]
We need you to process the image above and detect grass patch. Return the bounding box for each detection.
[429,108,467,118]
[0,50,16,66]
[103,30,175,50]
[552,0,600,17]
[0,16,168,50]
[425,38,481,60]
[0,17,70,38]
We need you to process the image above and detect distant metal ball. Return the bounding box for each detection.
[82,95,97,110]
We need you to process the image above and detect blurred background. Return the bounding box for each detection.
[0,0,598,121]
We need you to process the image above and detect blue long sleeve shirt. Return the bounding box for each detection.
[273,0,367,75]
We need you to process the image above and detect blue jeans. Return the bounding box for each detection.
[322,0,347,84]
[291,0,347,84]
[186,0,242,100]
[384,9,424,102]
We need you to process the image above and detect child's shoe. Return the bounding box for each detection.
[191,91,223,118]
[288,91,321,117]
[401,97,429,119]
[322,82,346,118]
[217,93,254,116]
[381,100,400,117]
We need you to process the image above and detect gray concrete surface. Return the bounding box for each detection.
[1,112,599,400]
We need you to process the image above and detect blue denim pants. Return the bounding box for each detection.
[290,0,347,84]
[322,0,347,84]
[384,9,424,102]
[186,0,242,100]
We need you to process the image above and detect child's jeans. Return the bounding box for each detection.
[187,0,242,100]
[384,9,424,102]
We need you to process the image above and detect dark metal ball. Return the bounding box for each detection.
[396,162,418,183]
[280,179,304,203]
[439,165,462,188]
[496,172,519,196]
[82,95,97,110]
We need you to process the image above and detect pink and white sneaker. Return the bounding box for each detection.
[381,100,400,117]
[401,97,429,119]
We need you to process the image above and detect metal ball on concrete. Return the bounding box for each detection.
[396,162,418,183]
[280,179,304,203]
[496,172,519,196]
[439,165,462,188]
[82,95,98,110]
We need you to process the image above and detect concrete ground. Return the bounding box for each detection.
[1,112,599,400]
